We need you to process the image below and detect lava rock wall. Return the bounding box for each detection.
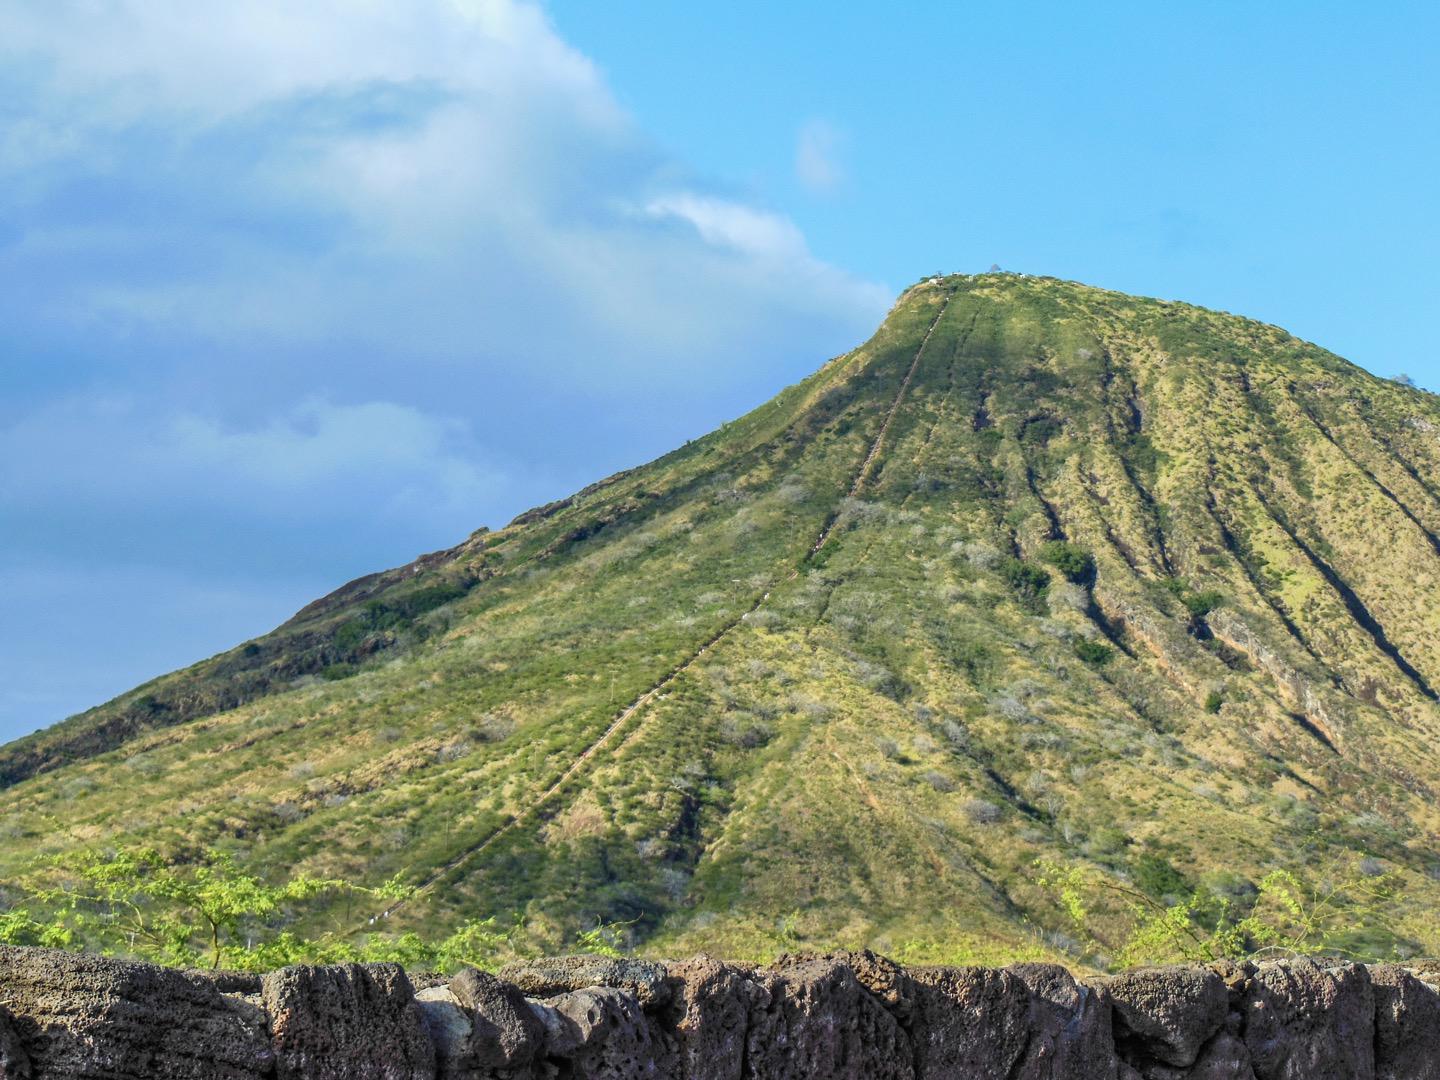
[1,946,1437,1079]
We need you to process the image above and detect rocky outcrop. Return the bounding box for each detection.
[1104,964,1229,1070]
[261,963,434,1080]
[1241,958,1376,1080]
[1,947,1438,1079]
[1372,965,1440,1080]
[0,945,272,1079]
[911,965,1031,1079]
[447,968,545,1073]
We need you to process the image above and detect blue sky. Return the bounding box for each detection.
[2,1,1436,741]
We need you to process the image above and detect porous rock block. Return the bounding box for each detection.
[261,962,434,1080]
[0,944,271,1079]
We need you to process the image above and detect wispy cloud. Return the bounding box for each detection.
[645,193,810,260]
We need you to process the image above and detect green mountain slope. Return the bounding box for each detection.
[6,273,1440,962]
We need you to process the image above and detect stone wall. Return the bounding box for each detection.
[1,945,1437,1078]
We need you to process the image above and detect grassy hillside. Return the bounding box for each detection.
[5,273,1440,966]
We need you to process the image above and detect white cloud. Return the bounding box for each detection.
[644,193,810,261]
[795,119,845,194]
[0,0,893,739]
[0,0,609,124]
[0,1,885,382]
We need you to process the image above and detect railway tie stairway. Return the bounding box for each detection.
[358,286,956,930]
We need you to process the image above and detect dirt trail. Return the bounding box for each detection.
[360,288,955,928]
[806,294,955,558]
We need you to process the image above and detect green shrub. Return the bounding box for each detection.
[1075,640,1113,665]
[1204,691,1223,713]
[1183,590,1225,618]
[1132,853,1188,898]
[1163,579,1224,618]
[1039,542,1095,584]
[332,618,371,651]
[1090,827,1130,855]
[1002,559,1051,613]
[331,580,473,654]
[1126,433,1163,477]
[1037,855,1404,970]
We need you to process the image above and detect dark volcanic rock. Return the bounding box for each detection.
[497,956,672,1008]
[0,1004,30,1080]
[910,965,1031,1079]
[537,986,676,1078]
[3,948,1439,1079]
[827,949,917,1024]
[1106,966,1229,1069]
[189,969,265,995]
[1009,963,1120,1080]
[261,962,435,1080]
[414,988,482,1080]
[448,967,545,1071]
[1172,1029,1256,1080]
[0,945,270,1079]
[1370,965,1440,1080]
[664,956,765,1080]
[1241,958,1375,1080]
[745,954,915,1080]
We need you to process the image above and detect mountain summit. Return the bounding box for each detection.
[5,274,1440,960]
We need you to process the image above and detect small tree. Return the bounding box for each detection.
[1036,856,1402,968]
[2,847,642,973]
[1,847,407,969]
